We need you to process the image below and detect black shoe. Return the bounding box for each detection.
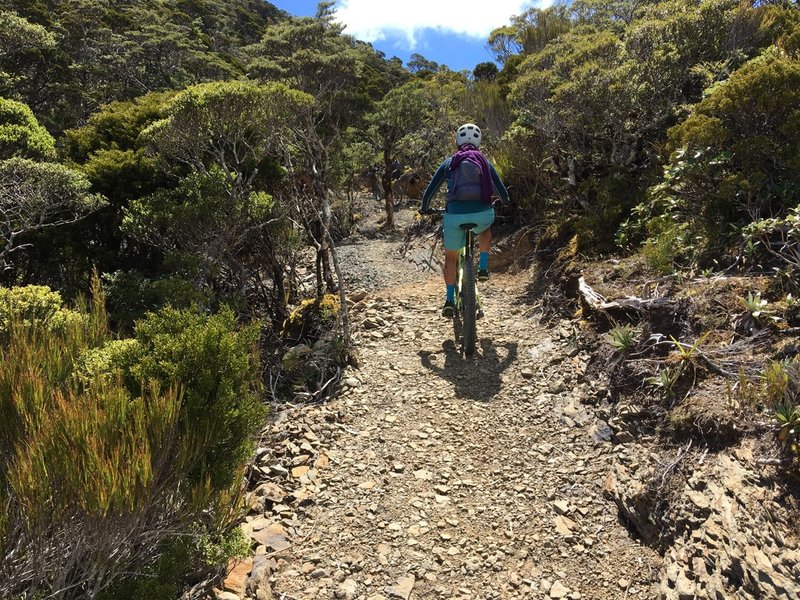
[476,307,485,320]
[441,300,455,318]
[478,268,489,281]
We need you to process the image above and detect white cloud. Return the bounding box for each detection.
[334,0,550,48]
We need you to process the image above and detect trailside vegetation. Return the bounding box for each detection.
[0,281,264,599]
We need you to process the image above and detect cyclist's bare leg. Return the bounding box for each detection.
[444,249,458,285]
[479,228,491,253]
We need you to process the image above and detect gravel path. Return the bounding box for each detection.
[226,207,662,600]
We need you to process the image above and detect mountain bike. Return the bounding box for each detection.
[420,208,482,357]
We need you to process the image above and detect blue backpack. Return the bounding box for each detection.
[447,157,484,203]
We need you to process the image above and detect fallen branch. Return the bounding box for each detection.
[578,276,676,312]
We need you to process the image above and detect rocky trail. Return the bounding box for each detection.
[216,205,799,600]
[216,206,660,600]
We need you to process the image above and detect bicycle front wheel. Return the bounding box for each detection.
[461,256,477,357]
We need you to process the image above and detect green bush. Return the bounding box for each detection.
[607,325,638,352]
[630,51,800,266]
[574,173,645,254]
[0,285,83,338]
[122,306,265,490]
[761,358,800,463]
[0,97,55,160]
[282,293,340,343]
[0,283,266,599]
[102,269,209,330]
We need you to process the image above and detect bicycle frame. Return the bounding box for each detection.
[454,224,480,356]
[454,229,481,315]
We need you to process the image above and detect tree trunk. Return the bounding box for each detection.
[271,258,288,324]
[325,231,350,346]
[311,149,336,293]
[316,199,335,293]
[382,149,394,229]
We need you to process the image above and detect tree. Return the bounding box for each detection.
[570,0,653,29]
[0,10,54,92]
[246,7,386,295]
[628,51,800,268]
[508,0,775,200]
[487,25,522,63]
[407,52,440,75]
[2,0,285,132]
[487,5,572,67]
[473,61,499,81]
[1,91,177,298]
[0,158,106,268]
[0,97,54,160]
[501,0,799,252]
[366,80,431,228]
[131,80,311,319]
[515,5,572,54]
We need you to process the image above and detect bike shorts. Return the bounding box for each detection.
[442,204,495,251]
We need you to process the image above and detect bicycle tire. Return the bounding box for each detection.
[461,253,477,357]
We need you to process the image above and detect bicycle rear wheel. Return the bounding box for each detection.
[461,254,477,357]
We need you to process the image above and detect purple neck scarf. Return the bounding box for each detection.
[450,144,492,202]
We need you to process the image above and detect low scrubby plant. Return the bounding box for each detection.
[277,294,348,402]
[733,358,800,463]
[647,366,677,401]
[282,293,340,343]
[0,284,84,340]
[607,324,638,352]
[670,333,709,362]
[0,281,265,599]
[743,205,800,290]
[734,291,777,333]
[740,291,768,317]
[762,358,800,459]
[776,401,800,456]
[727,368,760,416]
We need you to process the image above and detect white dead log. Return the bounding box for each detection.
[578,276,675,312]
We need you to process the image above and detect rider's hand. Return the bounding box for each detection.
[493,198,510,208]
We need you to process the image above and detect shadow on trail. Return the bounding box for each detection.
[418,338,518,402]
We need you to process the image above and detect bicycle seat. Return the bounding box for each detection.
[459,223,477,230]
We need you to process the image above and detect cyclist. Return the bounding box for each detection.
[419,123,510,317]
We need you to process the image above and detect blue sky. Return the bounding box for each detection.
[268,0,547,73]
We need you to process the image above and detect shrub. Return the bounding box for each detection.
[630,51,800,266]
[762,359,800,461]
[0,285,83,340]
[0,284,266,599]
[282,293,340,344]
[122,306,265,490]
[0,97,55,160]
[278,294,348,401]
[102,269,209,330]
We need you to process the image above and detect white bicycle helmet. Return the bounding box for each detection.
[456,123,482,148]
